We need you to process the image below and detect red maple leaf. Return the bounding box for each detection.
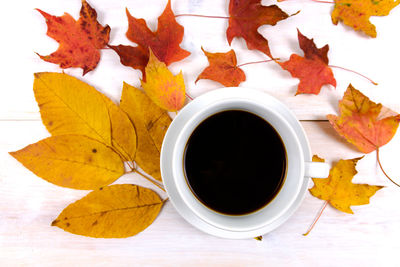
[36,0,110,75]
[110,0,190,78]
[196,48,246,87]
[278,29,336,95]
[226,0,290,58]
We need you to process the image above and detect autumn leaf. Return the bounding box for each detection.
[9,135,124,190]
[227,0,290,58]
[36,0,110,75]
[33,72,112,145]
[331,0,399,38]
[309,156,383,214]
[120,83,172,181]
[52,184,164,238]
[304,155,383,235]
[327,84,400,154]
[110,0,190,77]
[278,29,336,95]
[196,48,246,87]
[141,50,186,112]
[102,96,137,162]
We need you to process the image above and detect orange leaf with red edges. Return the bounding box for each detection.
[327,84,400,154]
[227,0,290,58]
[110,0,190,78]
[36,0,110,75]
[195,48,246,87]
[279,29,336,95]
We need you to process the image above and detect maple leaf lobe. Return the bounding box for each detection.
[227,0,290,58]
[196,48,246,87]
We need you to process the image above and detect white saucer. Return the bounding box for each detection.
[160,88,312,239]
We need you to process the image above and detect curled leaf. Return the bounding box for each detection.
[141,50,186,112]
[9,135,124,190]
[196,48,246,87]
[120,83,171,181]
[36,0,110,74]
[34,72,111,145]
[52,184,163,238]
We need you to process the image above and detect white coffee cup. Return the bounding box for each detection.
[161,88,329,238]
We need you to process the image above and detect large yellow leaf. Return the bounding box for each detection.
[52,184,163,238]
[141,49,186,111]
[103,96,137,162]
[120,83,171,181]
[33,72,111,145]
[309,155,383,214]
[9,135,124,190]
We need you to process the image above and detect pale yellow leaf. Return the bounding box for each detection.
[10,135,124,190]
[33,72,111,145]
[52,184,163,238]
[120,83,171,181]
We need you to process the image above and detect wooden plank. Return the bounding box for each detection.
[1,121,399,265]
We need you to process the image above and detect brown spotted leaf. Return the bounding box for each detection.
[52,184,163,238]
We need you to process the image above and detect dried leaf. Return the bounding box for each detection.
[120,83,171,181]
[332,0,399,38]
[36,0,110,75]
[141,50,186,111]
[227,0,290,58]
[309,156,383,214]
[33,72,111,145]
[52,184,163,238]
[279,29,336,95]
[110,0,190,77]
[103,96,137,161]
[327,84,400,153]
[196,48,246,87]
[9,135,124,190]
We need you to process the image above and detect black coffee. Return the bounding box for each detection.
[184,110,286,215]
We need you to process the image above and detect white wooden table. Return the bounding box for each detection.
[1,0,400,266]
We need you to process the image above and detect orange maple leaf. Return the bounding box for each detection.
[36,0,110,75]
[226,0,290,59]
[279,29,336,95]
[327,84,400,154]
[110,0,190,78]
[195,48,246,87]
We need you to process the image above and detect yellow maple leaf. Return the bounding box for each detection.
[141,49,186,111]
[52,184,164,238]
[120,83,172,181]
[9,135,124,190]
[332,0,399,38]
[310,155,383,214]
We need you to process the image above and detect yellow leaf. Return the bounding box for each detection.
[9,135,124,190]
[141,49,186,111]
[309,156,383,214]
[331,0,399,38]
[120,83,171,181]
[33,72,111,145]
[103,96,137,162]
[52,184,163,238]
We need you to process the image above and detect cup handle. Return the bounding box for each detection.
[304,161,330,178]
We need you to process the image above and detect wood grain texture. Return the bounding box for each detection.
[1,0,400,265]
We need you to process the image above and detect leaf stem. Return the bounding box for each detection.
[135,169,166,192]
[329,65,378,85]
[376,148,400,187]
[175,14,230,19]
[303,201,328,236]
[236,59,279,68]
